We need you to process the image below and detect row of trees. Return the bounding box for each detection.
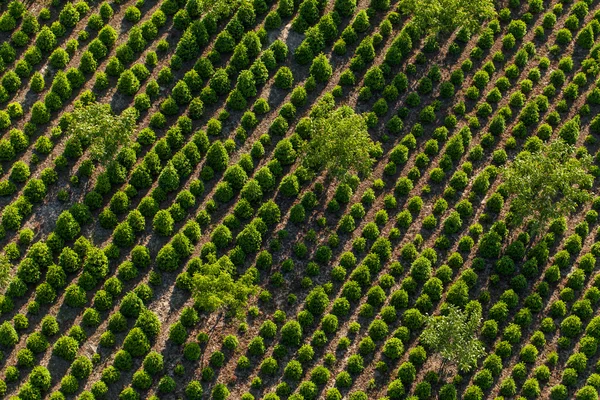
[39,100,596,313]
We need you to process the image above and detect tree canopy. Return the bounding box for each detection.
[400,0,496,35]
[192,257,257,320]
[420,304,485,373]
[66,103,137,166]
[303,105,377,179]
[502,139,593,235]
[195,0,240,17]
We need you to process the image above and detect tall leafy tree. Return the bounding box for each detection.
[303,105,377,179]
[400,0,496,35]
[420,304,485,373]
[189,0,240,17]
[502,139,593,235]
[191,256,256,369]
[192,257,257,320]
[66,103,137,166]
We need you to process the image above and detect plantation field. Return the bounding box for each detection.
[2,0,600,399]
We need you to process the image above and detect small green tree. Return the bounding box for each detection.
[0,255,11,290]
[420,304,485,373]
[117,69,141,96]
[310,53,333,83]
[66,103,137,165]
[502,139,593,235]
[303,105,377,178]
[400,0,496,35]
[577,24,595,49]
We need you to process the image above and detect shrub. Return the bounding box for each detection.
[522,379,541,399]
[274,67,294,89]
[29,365,51,391]
[520,344,539,363]
[70,355,93,380]
[577,386,599,400]
[54,210,80,241]
[124,6,141,23]
[123,327,150,357]
[0,320,18,348]
[53,336,79,361]
[562,315,583,338]
[557,28,572,44]
[117,70,140,96]
[185,381,203,400]
[383,338,404,359]
[281,320,302,346]
[184,342,201,361]
[206,141,229,172]
[153,210,174,237]
[120,291,144,319]
[310,54,333,82]
[7,159,30,183]
[31,101,50,124]
[577,25,595,49]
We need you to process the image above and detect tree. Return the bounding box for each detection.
[335,0,357,16]
[420,304,485,374]
[400,0,496,36]
[191,257,255,367]
[0,255,10,291]
[502,139,593,236]
[192,259,256,320]
[66,103,137,165]
[577,25,595,49]
[176,28,199,61]
[59,2,80,28]
[194,0,240,17]
[55,211,80,241]
[303,105,377,178]
[36,26,56,53]
[310,53,333,82]
[117,70,141,96]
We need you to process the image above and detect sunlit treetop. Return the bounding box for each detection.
[303,99,379,179]
[66,103,138,166]
[502,139,594,236]
[192,0,242,17]
[400,0,497,36]
[420,304,486,373]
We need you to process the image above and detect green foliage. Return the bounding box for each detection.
[0,321,18,346]
[66,103,136,166]
[55,211,80,241]
[274,67,294,89]
[577,25,595,49]
[53,336,79,361]
[36,26,56,53]
[192,259,256,319]
[304,105,377,178]
[502,139,593,235]
[206,141,229,172]
[123,327,150,357]
[420,304,485,372]
[310,54,333,82]
[117,70,140,96]
[334,0,356,16]
[401,0,496,35]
